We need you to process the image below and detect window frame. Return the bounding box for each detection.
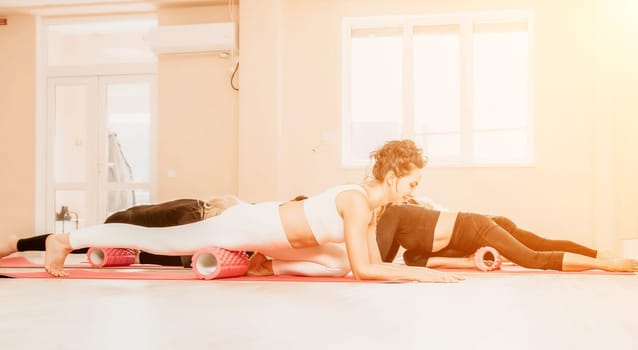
[341,10,535,168]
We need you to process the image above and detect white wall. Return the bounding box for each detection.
[595,0,638,247]
[157,5,239,202]
[238,0,638,250]
[0,15,36,236]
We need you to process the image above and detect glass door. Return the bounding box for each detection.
[46,77,98,232]
[98,75,156,219]
[46,75,156,232]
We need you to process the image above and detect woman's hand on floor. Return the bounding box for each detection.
[418,270,465,283]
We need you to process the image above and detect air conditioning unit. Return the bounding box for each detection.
[145,22,235,54]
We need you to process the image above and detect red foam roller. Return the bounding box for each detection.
[474,246,503,271]
[192,247,249,280]
[87,247,136,267]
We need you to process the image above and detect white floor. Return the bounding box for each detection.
[1,254,638,350]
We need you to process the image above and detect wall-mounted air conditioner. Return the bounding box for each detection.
[145,22,235,55]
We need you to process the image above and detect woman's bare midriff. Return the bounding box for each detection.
[278,200,320,248]
[431,211,459,252]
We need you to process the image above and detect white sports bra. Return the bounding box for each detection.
[303,184,368,244]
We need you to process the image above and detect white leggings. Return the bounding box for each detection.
[68,202,350,277]
[263,243,350,277]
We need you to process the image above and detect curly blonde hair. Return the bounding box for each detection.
[370,139,427,181]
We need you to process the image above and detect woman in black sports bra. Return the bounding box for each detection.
[376,202,637,272]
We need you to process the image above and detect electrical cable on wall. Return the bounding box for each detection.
[231,61,240,91]
[228,0,240,91]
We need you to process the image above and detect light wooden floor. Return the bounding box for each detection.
[1,254,638,350]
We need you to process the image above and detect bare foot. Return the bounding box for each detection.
[606,258,638,272]
[44,234,72,277]
[0,234,18,258]
[247,252,274,276]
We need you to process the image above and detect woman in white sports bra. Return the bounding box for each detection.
[43,140,465,283]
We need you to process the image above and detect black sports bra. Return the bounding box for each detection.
[376,204,440,266]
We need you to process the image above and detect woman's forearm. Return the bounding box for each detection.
[426,257,475,269]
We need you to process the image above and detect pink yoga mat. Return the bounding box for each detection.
[0,269,366,282]
[0,267,632,280]
[0,256,183,270]
[191,247,249,280]
[0,268,632,280]
[0,257,45,268]
[87,247,136,267]
[437,265,635,275]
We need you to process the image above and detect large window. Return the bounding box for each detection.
[342,11,533,167]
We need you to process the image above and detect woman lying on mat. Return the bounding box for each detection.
[375,201,638,272]
[0,196,241,267]
[43,139,466,282]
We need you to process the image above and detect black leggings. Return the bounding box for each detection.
[17,234,88,254]
[445,213,597,271]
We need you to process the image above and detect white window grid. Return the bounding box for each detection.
[341,11,535,168]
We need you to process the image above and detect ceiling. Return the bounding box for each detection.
[0,0,229,16]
